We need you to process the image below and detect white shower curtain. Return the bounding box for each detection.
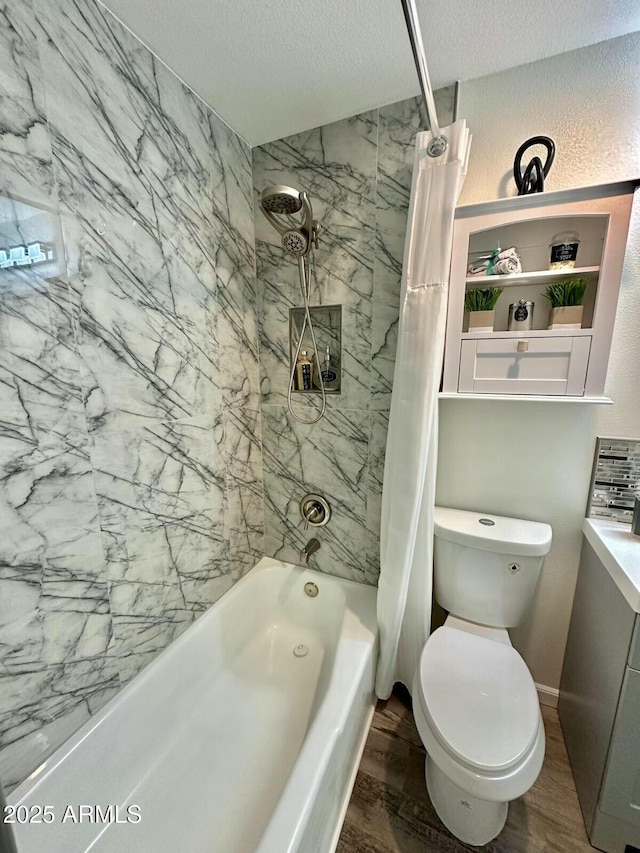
[376,120,471,699]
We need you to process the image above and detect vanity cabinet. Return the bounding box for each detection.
[559,520,640,853]
[441,181,638,402]
[599,668,640,831]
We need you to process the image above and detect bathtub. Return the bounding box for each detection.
[8,557,378,853]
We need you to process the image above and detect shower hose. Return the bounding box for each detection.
[287,254,326,425]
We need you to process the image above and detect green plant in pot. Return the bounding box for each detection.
[544,278,587,329]
[464,286,503,332]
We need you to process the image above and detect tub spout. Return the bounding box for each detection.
[301,538,321,564]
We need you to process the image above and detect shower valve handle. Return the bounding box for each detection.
[300,495,331,529]
[303,505,321,529]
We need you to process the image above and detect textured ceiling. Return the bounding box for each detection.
[100,0,640,146]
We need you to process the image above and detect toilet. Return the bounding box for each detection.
[412,506,552,846]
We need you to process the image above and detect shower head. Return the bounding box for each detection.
[259,184,316,257]
[281,230,308,256]
[260,185,304,215]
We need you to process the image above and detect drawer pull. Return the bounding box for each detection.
[517,340,529,352]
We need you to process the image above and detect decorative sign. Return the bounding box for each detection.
[0,242,54,269]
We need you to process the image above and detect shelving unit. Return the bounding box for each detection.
[442,180,638,401]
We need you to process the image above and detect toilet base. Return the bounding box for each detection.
[426,754,508,846]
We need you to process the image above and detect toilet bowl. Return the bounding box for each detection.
[413,619,545,844]
[414,507,552,846]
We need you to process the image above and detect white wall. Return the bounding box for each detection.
[437,32,640,691]
[457,32,640,206]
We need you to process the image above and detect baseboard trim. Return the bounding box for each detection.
[536,683,559,708]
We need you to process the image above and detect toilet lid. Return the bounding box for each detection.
[416,627,540,774]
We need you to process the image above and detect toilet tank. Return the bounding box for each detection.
[433,507,552,629]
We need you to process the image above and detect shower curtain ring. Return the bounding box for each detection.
[427,136,447,158]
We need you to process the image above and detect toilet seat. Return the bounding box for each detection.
[415,626,540,774]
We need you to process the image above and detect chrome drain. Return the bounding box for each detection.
[304,582,319,598]
[293,644,309,658]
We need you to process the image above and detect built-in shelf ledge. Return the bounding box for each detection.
[461,328,593,339]
[439,392,613,404]
[455,179,639,219]
[465,266,600,288]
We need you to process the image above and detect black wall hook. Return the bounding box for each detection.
[513,136,556,195]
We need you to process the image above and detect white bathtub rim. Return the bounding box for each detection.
[254,633,377,853]
[10,556,375,805]
[327,702,376,853]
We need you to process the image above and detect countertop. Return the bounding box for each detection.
[583,518,640,612]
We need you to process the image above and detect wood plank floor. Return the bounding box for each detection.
[337,688,595,853]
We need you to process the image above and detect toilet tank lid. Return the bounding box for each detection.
[434,507,552,557]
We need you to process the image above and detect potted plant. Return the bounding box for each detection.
[464,286,503,332]
[544,278,587,329]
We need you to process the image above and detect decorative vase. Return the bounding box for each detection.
[467,310,495,333]
[548,305,583,330]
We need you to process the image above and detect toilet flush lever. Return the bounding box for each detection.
[517,340,529,352]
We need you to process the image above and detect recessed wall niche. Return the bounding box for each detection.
[289,304,342,394]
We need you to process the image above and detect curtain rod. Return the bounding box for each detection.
[399,0,447,157]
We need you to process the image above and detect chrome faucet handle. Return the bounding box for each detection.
[303,505,321,530]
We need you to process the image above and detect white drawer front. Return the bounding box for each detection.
[459,336,592,396]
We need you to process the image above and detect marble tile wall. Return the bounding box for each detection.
[253,88,455,585]
[0,0,262,790]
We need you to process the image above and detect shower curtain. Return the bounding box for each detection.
[376,119,471,699]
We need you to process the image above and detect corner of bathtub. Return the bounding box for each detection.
[251,555,291,573]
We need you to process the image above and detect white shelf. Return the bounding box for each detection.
[439,392,613,404]
[455,179,639,220]
[464,266,600,288]
[461,328,593,339]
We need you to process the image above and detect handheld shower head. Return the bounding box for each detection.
[282,230,308,256]
[260,184,315,256]
[261,186,326,425]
